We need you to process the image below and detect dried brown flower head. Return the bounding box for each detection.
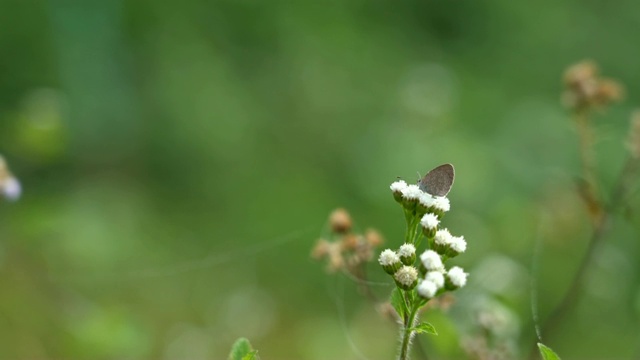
[365,229,384,247]
[329,208,353,234]
[562,60,623,110]
[312,208,383,273]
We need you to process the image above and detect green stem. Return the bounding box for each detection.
[413,222,424,248]
[404,210,414,244]
[399,299,420,360]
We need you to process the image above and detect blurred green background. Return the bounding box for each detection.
[1,0,640,359]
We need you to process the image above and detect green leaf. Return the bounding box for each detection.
[228,338,259,360]
[390,288,407,320]
[411,322,438,335]
[242,350,258,360]
[537,343,561,360]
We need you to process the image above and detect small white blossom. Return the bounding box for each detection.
[398,243,416,257]
[2,177,21,201]
[378,249,400,266]
[448,266,468,288]
[394,266,418,287]
[434,228,452,246]
[400,184,422,201]
[420,250,444,271]
[417,280,438,298]
[390,180,408,193]
[450,236,467,253]
[420,213,439,230]
[425,271,445,289]
[418,192,435,208]
[433,196,450,212]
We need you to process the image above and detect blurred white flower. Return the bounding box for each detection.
[420,250,444,271]
[2,176,21,201]
[417,280,438,298]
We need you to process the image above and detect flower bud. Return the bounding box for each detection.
[425,271,445,289]
[420,213,439,239]
[379,249,401,275]
[445,236,467,258]
[420,250,444,272]
[431,196,450,218]
[400,184,421,212]
[397,243,416,266]
[390,180,407,203]
[433,229,452,255]
[417,280,437,299]
[394,265,418,290]
[416,192,435,215]
[445,266,468,290]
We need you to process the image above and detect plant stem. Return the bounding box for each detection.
[405,211,415,244]
[575,111,604,225]
[399,299,419,360]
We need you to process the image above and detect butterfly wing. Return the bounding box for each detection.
[418,163,455,196]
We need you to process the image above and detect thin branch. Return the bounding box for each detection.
[529,155,639,359]
[574,111,605,226]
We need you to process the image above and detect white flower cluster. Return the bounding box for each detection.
[389,180,450,215]
[433,228,467,257]
[417,249,468,299]
[388,174,468,299]
[379,244,419,289]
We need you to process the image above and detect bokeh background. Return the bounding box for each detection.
[2,0,640,359]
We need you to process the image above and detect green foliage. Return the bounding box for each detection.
[411,322,438,336]
[1,0,639,359]
[537,343,561,360]
[390,288,407,320]
[228,338,259,360]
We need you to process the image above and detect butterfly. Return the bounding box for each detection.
[418,163,455,197]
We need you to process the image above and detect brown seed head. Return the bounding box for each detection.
[562,60,623,111]
[563,60,598,89]
[341,234,360,251]
[364,228,384,247]
[327,243,345,272]
[311,239,330,259]
[329,208,352,234]
[594,78,624,106]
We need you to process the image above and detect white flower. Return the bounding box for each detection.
[394,266,418,287]
[2,176,21,201]
[398,243,416,257]
[433,196,450,212]
[448,266,468,288]
[417,280,438,298]
[450,236,467,253]
[425,271,445,289]
[420,250,444,271]
[420,213,439,230]
[378,249,400,266]
[434,228,452,246]
[400,184,422,201]
[418,192,435,208]
[390,180,408,193]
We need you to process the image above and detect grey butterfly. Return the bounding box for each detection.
[418,164,455,197]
